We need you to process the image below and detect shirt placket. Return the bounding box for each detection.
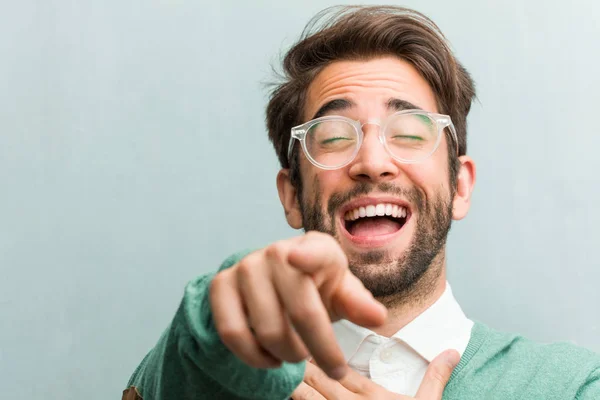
[369,338,409,394]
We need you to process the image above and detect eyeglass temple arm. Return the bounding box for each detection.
[447,124,459,156]
[287,134,297,165]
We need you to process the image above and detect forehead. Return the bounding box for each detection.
[304,56,439,121]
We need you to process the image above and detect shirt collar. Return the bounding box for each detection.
[332,281,473,363]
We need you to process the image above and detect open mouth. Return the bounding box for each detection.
[343,203,409,238]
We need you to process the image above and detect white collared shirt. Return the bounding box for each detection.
[332,282,474,396]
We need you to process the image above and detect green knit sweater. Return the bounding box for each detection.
[127,252,600,399]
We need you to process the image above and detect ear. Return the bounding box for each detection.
[276,169,303,229]
[452,156,476,221]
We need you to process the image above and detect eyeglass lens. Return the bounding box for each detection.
[303,113,439,167]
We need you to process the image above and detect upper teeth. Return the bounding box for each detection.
[344,203,407,221]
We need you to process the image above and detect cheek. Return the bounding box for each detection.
[310,170,347,203]
[317,169,346,186]
[403,158,450,194]
[298,159,342,198]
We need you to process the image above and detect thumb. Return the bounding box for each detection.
[415,349,460,399]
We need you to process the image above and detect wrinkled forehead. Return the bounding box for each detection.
[304,56,439,122]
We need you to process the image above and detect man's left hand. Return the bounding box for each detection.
[291,349,460,400]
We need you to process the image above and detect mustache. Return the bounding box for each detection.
[327,182,425,219]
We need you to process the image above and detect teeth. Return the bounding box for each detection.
[366,205,376,217]
[385,204,393,215]
[343,203,408,221]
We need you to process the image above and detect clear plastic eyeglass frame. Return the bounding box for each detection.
[287,109,459,170]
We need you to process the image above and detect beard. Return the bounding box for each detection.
[299,179,453,303]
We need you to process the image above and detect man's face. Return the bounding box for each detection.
[280,56,466,299]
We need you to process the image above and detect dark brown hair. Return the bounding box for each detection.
[266,5,476,189]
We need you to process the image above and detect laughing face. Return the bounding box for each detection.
[277,56,475,303]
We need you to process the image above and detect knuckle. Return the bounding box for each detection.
[246,356,276,370]
[253,327,282,346]
[236,251,262,274]
[303,390,322,400]
[283,345,310,363]
[217,324,245,346]
[209,272,222,293]
[289,303,320,323]
[426,364,449,385]
[353,380,368,393]
[265,241,287,261]
[304,370,327,388]
[235,259,255,279]
[234,348,273,369]
[209,271,228,300]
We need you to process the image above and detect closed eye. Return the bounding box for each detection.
[391,135,424,141]
[321,137,353,144]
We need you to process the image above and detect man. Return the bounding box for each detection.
[124,6,600,400]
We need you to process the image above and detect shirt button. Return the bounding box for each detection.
[380,348,394,363]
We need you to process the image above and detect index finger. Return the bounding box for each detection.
[262,239,349,379]
[275,266,349,380]
[287,231,347,281]
[288,231,387,327]
[415,349,460,399]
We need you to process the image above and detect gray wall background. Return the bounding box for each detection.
[1,0,599,398]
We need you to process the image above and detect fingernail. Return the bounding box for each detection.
[329,366,347,380]
[444,350,461,367]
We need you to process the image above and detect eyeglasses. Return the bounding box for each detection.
[287,110,458,170]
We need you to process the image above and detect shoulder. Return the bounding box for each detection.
[467,321,600,371]
[445,321,600,399]
[477,321,600,366]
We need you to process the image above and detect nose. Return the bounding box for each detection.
[348,123,400,183]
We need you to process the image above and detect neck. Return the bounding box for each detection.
[371,251,447,337]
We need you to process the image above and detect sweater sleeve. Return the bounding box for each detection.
[575,367,600,400]
[125,251,306,400]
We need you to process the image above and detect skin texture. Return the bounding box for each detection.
[209,56,476,398]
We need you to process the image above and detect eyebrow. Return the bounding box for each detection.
[311,97,424,120]
[386,98,423,112]
[312,98,355,119]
